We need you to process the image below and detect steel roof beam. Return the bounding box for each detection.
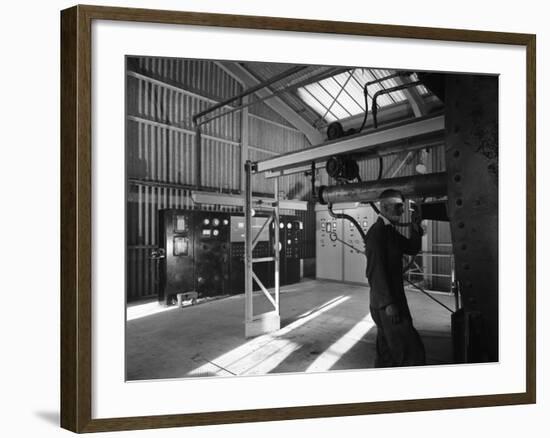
[255,114,444,174]
[217,61,324,145]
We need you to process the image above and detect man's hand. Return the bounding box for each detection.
[385,303,401,324]
[410,203,424,236]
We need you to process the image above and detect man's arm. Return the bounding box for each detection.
[397,206,424,255]
[397,224,423,255]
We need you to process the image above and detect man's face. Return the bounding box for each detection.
[381,201,404,224]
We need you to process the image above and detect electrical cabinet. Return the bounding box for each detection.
[315,205,377,284]
[342,206,377,284]
[158,210,195,305]
[158,209,231,304]
[315,209,344,281]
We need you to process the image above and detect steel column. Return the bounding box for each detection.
[244,161,281,337]
[274,178,280,312]
[244,161,253,324]
[446,74,499,363]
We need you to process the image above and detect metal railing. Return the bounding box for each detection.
[404,251,460,312]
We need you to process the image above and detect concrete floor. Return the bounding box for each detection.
[126,279,455,381]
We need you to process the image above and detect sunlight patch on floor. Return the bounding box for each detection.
[306,313,376,373]
[187,295,350,377]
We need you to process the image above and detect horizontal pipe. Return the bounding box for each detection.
[192,65,307,124]
[318,172,447,204]
[196,66,348,128]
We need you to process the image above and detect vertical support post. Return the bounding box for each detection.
[244,161,253,324]
[274,178,280,312]
[195,127,202,188]
[446,74,499,362]
[423,216,433,289]
[240,96,249,193]
[423,148,432,289]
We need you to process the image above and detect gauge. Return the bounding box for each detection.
[223,219,229,225]
[279,223,284,229]
[212,218,220,226]
[213,229,219,236]
[203,218,210,225]
[287,223,292,229]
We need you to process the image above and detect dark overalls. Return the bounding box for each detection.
[365,217,425,367]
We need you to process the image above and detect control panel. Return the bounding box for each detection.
[316,210,344,281]
[193,211,231,298]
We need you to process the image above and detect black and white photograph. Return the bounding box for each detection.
[2,0,545,436]
[124,57,499,380]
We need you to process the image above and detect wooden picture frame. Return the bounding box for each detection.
[60,4,536,433]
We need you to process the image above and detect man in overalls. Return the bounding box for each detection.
[365,189,426,367]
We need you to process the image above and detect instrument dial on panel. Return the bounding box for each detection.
[213,229,219,236]
[203,218,210,225]
[223,219,229,226]
[280,223,285,229]
[212,218,220,226]
[287,223,292,229]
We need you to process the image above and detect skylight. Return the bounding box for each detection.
[296,68,430,124]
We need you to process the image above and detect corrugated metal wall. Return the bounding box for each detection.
[126,57,312,301]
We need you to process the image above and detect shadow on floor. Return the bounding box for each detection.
[34,411,59,427]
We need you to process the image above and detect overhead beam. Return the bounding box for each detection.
[255,114,444,174]
[264,138,443,179]
[191,191,308,211]
[217,61,324,145]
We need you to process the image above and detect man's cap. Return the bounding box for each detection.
[379,189,404,204]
